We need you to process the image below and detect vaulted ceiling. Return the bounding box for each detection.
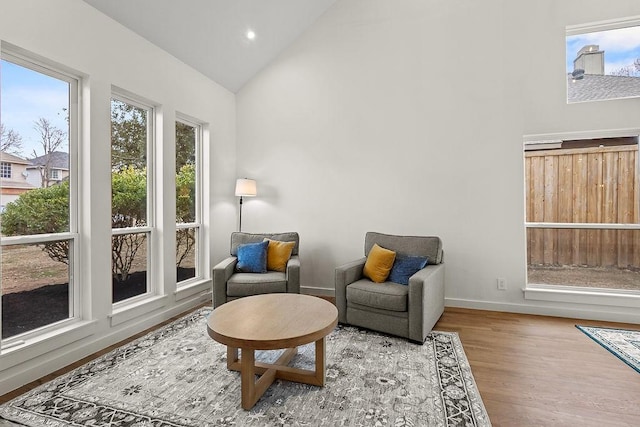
[82,0,337,93]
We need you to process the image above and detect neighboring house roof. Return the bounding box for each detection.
[567,73,640,102]
[0,179,36,190]
[28,151,70,170]
[0,151,31,165]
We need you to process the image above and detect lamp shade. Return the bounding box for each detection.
[235,178,257,197]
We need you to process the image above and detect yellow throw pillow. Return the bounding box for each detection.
[264,239,296,272]
[363,243,396,283]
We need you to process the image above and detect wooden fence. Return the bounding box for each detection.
[525,145,640,268]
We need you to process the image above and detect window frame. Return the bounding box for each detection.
[110,92,156,308]
[175,115,203,287]
[0,49,81,346]
[566,16,640,104]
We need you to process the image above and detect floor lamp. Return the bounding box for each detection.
[235,178,257,231]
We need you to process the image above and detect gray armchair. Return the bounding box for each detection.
[335,232,445,343]
[213,232,300,308]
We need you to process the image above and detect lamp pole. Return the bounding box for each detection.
[238,195,244,231]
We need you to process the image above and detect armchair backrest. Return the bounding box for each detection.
[364,232,443,264]
[230,232,300,256]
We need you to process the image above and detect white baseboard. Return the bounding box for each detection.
[446,298,640,325]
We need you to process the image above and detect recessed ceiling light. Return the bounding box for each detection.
[246,30,256,40]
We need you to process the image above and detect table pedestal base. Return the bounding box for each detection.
[226,337,327,410]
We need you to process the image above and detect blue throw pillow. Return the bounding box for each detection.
[388,254,428,285]
[236,240,268,273]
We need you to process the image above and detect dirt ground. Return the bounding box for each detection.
[1,241,196,294]
[1,245,68,294]
[528,265,640,290]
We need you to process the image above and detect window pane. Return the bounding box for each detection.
[111,97,150,304]
[567,25,640,103]
[1,241,71,339]
[111,98,148,227]
[1,59,70,236]
[112,232,148,303]
[175,121,196,224]
[175,119,199,286]
[111,99,150,303]
[176,228,197,282]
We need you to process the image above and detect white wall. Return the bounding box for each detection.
[237,0,640,321]
[0,0,236,394]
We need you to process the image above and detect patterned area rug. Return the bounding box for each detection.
[577,325,640,374]
[0,308,491,427]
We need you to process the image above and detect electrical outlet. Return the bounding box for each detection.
[497,278,507,291]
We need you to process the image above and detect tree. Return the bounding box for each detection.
[175,121,197,270]
[109,99,148,282]
[176,163,196,268]
[176,163,196,223]
[111,99,147,171]
[0,123,23,154]
[611,58,640,77]
[175,121,196,170]
[111,166,147,228]
[0,181,70,264]
[111,166,147,282]
[0,168,149,283]
[32,117,67,187]
[2,106,196,282]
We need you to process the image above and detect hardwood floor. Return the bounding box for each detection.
[437,307,640,427]
[2,302,639,426]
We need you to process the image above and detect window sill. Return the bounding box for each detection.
[0,319,97,371]
[109,295,169,327]
[174,278,211,301]
[524,285,640,308]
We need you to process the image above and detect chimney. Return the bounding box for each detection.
[573,45,604,75]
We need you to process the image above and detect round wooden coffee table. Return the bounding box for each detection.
[207,293,338,410]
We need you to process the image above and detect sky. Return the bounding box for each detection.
[567,25,640,74]
[1,59,69,159]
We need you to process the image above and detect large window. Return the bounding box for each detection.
[175,118,202,285]
[111,95,153,304]
[524,134,640,292]
[1,53,78,341]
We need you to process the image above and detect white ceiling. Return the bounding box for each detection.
[82,0,337,93]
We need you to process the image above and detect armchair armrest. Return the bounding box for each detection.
[212,256,237,308]
[335,257,366,323]
[407,263,445,342]
[286,255,300,294]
